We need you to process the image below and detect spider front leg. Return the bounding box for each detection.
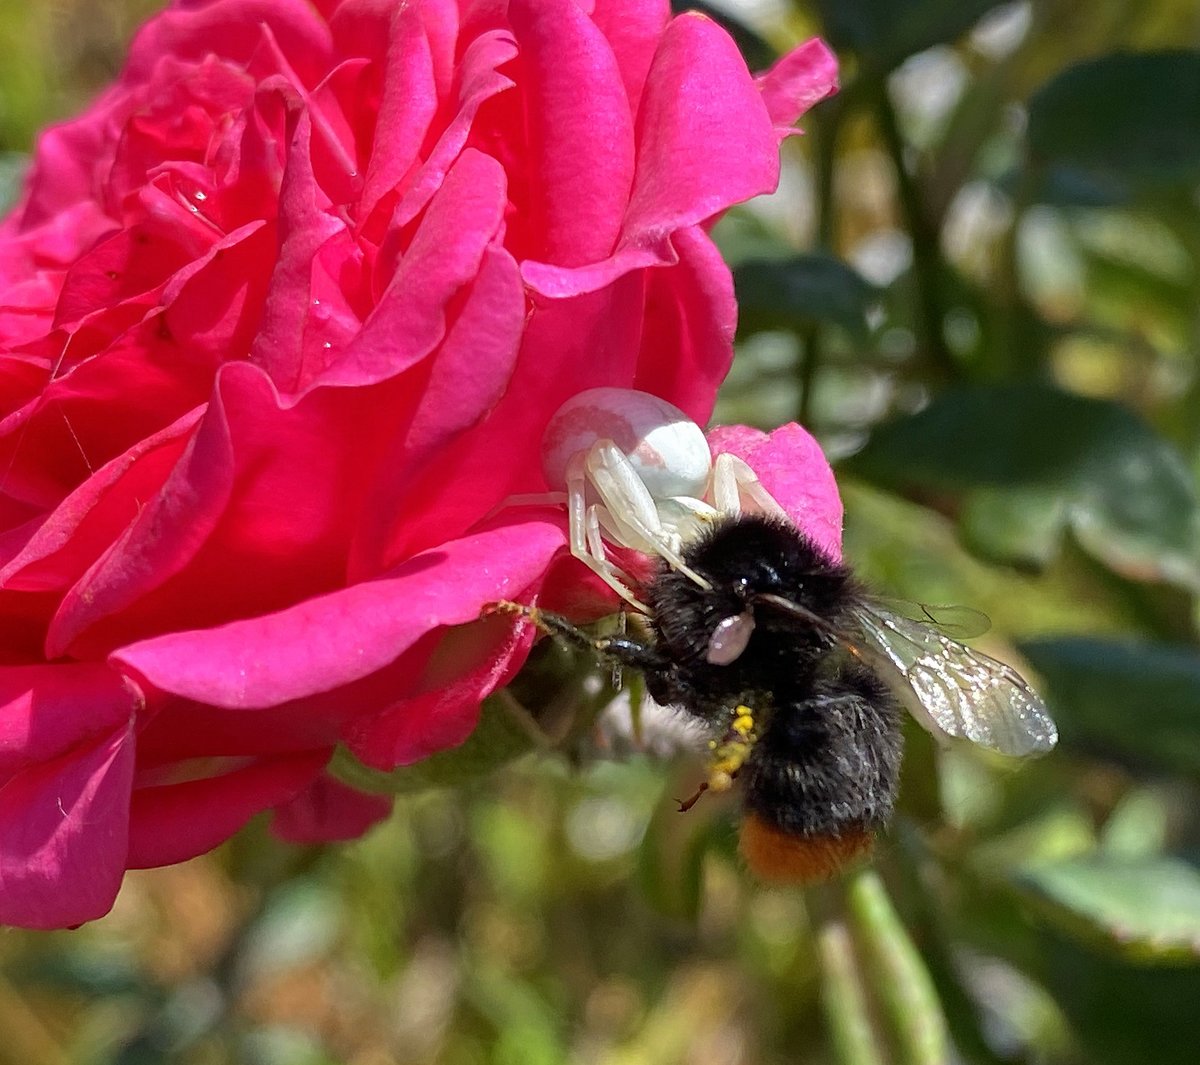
[710,452,788,520]
[585,439,712,590]
[565,453,650,611]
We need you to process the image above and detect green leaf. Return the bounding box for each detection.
[734,255,878,341]
[812,0,1010,73]
[846,384,1200,590]
[1012,856,1200,965]
[330,690,544,795]
[1036,934,1200,1065]
[1019,637,1200,778]
[1027,51,1200,192]
[959,485,1068,569]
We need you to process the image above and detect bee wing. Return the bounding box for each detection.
[849,604,1058,757]
[871,598,992,640]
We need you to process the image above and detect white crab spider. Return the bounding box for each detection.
[539,387,788,612]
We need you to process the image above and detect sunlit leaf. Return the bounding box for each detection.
[846,385,1200,590]
[1012,856,1200,965]
[844,870,952,1064]
[817,919,888,1065]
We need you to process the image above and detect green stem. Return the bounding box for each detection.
[797,94,843,428]
[847,870,952,1065]
[818,917,891,1065]
[873,86,957,384]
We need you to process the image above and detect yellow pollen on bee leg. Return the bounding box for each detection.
[732,705,755,737]
[707,770,735,793]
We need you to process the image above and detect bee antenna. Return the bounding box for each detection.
[752,593,841,639]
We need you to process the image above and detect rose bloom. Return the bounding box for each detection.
[0,0,836,928]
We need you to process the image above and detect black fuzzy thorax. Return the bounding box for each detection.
[741,663,902,838]
[641,513,860,717]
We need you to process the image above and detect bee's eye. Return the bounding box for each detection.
[706,611,756,665]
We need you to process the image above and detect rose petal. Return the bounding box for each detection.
[356,4,438,227]
[45,369,238,657]
[708,422,843,561]
[591,0,670,108]
[520,12,779,298]
[756,38,839,133]
[345,606,535,768]
[0,719,135,929]
[348,242,525,577]
[49,358,446,657]
[126,750,328,868]
[335,149,508,387]
[391,30,517,230]
[506,0,635,266]
[0,661,142,774]
[631,225,735,426]
[271,772,393,843]
[122,0,333,88]
[248,109,355,393]
[112,512,567,710]
[381,276,647,558]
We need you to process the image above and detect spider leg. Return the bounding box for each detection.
[565,453,649,611]
[710,452,788,520]
[587,440,712,590]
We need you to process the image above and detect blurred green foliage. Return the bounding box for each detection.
[4,1,1200,1063]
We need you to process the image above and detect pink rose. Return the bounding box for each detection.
[0,0,836,928]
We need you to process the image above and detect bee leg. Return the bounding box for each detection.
[487,602,672,675]
[487,600,602,650]
[677,781,709,813]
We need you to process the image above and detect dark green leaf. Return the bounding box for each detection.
[1016,163,1131,208]
[1020,637,1200,778]
[735,255,878,341]
[845,385,1200,590]
[812,0,1009,73]
[1012,856,1200,965]
[6,952,148,997]
[1027,51,1200,190]
[1040,933,1200,1065]
[959,485,1068,569]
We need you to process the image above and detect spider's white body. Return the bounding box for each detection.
[540,387,786,609]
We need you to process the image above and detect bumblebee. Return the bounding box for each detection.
[499,389,1056,882]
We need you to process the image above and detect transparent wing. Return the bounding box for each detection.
[871,598,992,641]
[850,603,1058,757]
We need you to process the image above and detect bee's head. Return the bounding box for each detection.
[649,513,856,668]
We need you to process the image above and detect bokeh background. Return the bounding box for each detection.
[4,1,1200,1062]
